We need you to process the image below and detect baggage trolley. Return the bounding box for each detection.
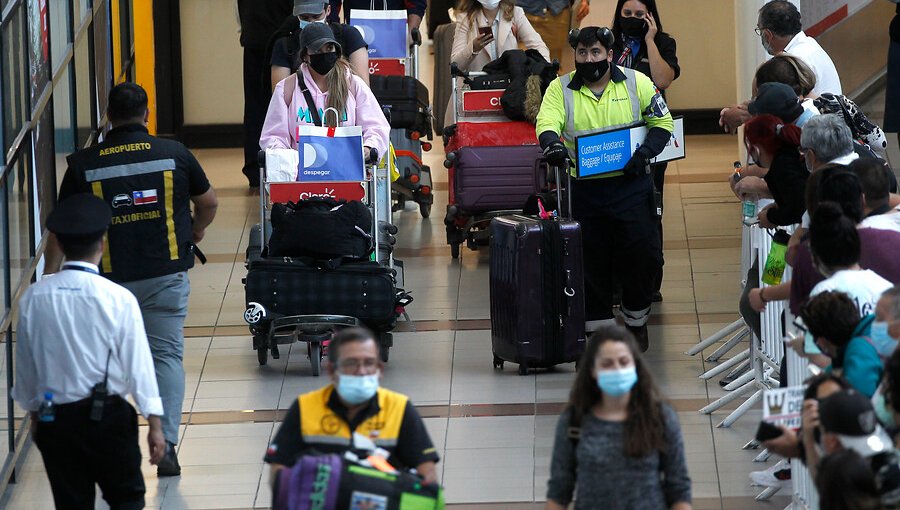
[369,28,435,218]
[243,149,409,374]
[443,63,544,258]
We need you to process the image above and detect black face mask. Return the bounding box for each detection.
[309,51,338,75]
[574,60,609,83]
[620,16,648,38]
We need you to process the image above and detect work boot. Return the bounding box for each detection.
[626,324,649,352]
[157,442,181,477]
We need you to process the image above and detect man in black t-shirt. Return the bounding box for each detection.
[239,0,293,187]
[270,0,370,88]
[49,83,218,478]
[265,328,439,487]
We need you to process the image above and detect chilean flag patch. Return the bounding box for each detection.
[132,189,158,205]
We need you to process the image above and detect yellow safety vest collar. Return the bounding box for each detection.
[298,385,408,450]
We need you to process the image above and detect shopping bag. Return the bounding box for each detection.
[350,10,407,59]
[297,125,366,182]
[265,148,300,182]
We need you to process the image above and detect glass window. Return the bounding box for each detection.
[33,108,55,231]
[92,3,111,119]
[73,0,90,26]
[2,5,28,155]
[52,65,75,180]
[73,34,93,148]
[7,138,33,291]
[26,0,51,109]
[48,0,71,72]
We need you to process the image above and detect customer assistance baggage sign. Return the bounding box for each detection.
[574,117,685,178]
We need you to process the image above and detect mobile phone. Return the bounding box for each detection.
[478,26,493,38]
[755,421,784,442]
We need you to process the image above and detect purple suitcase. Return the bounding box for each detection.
[451,145,546,214]
[489,180,586,375]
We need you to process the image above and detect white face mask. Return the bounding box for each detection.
[478,0,501,10]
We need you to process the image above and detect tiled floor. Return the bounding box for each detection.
[6,43,899,510]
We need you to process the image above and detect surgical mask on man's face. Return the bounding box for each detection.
[871,320,899,358]
[760,32,774,55]
[336,371,379,405]
[299,16,326,29]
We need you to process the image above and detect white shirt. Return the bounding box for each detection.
[784,31,842,96]
[11,261,163,418]
[810,269,892,316]
[861,208,900,233]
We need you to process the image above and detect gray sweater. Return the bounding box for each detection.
[546,404,692,509]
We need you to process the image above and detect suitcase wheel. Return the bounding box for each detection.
[492,354,504,370]
[517,363,529,376]
[254,335,268,366]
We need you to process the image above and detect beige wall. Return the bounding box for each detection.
[180,0,245,125]
[817,0,893,95]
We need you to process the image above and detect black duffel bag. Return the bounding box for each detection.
[268,197,372,260]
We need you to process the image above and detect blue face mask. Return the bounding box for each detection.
[597,367,638,397]
[871,320,899,358]
[336,372,379,405]
[804,330,823,355]
[298,17,325,30]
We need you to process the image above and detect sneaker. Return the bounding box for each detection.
[626,324,650,352]
[157,442,181,477]
[750,462,792,489]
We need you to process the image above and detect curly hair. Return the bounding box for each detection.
[568,325,666,457]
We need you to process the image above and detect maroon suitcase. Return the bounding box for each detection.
[489,173,586,375]
[449,145,546,214]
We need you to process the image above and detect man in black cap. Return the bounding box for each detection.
[748,81,818,127]
[48,82,218,476]
[12,194,166,509]
[819,389,900,505]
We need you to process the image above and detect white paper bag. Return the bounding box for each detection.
[265,148,299,183]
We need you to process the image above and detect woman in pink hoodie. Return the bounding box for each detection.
[259,23,389,163]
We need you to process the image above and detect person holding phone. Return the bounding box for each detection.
[450,0,550,73]
[610,0,679,302]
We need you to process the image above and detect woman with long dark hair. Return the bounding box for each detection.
[546,326,692,510]
[260,23,389,162]
[817,449,882,510]
[609,0,679,301]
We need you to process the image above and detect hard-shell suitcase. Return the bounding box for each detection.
[489,171,586,374]
[244,257,400,332]
[369,75,431,137]
[443,121,538,154]
[449,145,547,213]
[432,22,456,136]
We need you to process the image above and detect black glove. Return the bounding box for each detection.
[622,146,653,178]
[543,141,568,166]
[365,147,379,165]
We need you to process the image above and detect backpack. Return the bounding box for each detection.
[268,197,373,261]
[272,453,444,510]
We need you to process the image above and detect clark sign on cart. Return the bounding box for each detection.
[575,117,685,178]
[297,125,366,182]
[351,10,407,59]
[763,386,805,429]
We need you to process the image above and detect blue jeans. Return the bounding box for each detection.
[122,272,189,445]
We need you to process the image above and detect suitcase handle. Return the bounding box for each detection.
[552,163,574,220]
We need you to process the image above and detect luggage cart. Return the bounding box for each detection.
[443,64,543,258]
[370,28,435,218]
[243,150,408,374]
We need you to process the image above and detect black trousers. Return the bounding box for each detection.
[652,162,667,293]
[34,396,145,510]
[243,45,270,185]
[572,173,662,324]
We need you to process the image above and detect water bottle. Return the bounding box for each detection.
[38,392,55,423]
[762,230,791,285]
[734,161,757,220]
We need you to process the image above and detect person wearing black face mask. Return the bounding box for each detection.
[535,26,674,351]
[611,0,679,302]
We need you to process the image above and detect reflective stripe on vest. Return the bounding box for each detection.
[560,67,642,142]
[84,158,176,182]
[299,385,408,450]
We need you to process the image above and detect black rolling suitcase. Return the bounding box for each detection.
[369,75,431,138]
[432,22,456,136]
[489,167,586,375]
